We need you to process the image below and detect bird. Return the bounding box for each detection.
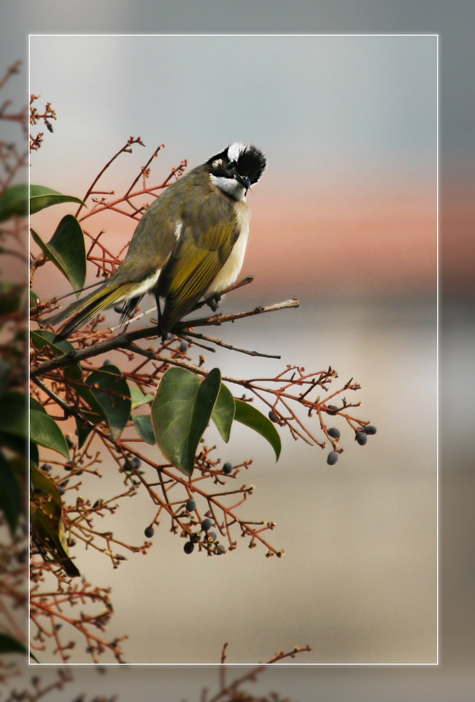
[47,142,266,340]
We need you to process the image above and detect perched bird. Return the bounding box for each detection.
[47,142,266,340]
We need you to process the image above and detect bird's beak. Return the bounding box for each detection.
[236,174,251,191]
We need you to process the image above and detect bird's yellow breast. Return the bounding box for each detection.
[205,201,250,296]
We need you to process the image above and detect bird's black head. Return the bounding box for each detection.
[207,143,266,199]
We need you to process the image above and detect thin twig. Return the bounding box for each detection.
[183,330,281,359]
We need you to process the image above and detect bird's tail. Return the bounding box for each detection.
[45,282,142,341]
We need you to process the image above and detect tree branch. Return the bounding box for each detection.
[31,298,299,378]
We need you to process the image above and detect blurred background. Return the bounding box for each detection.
[1,0,474,698]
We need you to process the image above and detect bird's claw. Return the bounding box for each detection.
[207,294,221,312]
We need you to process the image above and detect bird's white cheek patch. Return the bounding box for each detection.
[210,174,246,201]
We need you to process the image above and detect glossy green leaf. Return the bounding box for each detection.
[30,409,70,459]
[152,367,221,476]
[64,365,107,442]
[85,364,131,440]
[30,465,80,578]
[30,289,39,307]
[0,451,22,535]
[0,391,26,437]
[30,329,76,357]
[31,464,62,511]
[0,184,28,221]
[74,415,93,448]
[129,385,154,410]
[234,400,282,461]
[30,185,85,215]
[211,382,236,443]
[29,395,46,414]
[31,215,86,293]
[0,631,27,655]
[132,413,155,445]
[30,441,39,467]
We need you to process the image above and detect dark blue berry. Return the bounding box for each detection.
[103,359,112,366]
[179,340,189,353]
[355,431,368,446]
[41,463,52,473]
[327,451,339,465]
[328,427,340,439]
[208,531,217,541]
[131,456,141,469]
[222,462,233,474]
[144,526,154,538]
[268,410,278,423]
[93,500,102,508]
[64,462,73,471]
[364,425,377,435]
[66,435,74,448]
[185,499,196,512]
[123,460,134,471]
[201,518,213,532]
[326,405,339,415]
[184,541,195,554]
[216,545,226,555]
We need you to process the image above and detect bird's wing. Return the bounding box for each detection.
[45,180,187,327]
[158,191,238,332]
[112,184,186,284]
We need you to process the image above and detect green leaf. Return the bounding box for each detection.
[152,367,221,476]
[30,395,46,414]
[74,415,93,448]
[31,464,63,510]
[31,215,86,293]
[85,364,131,440]
[211,382,236,443]
[0,184,28,221]
[30,329,76,356]
[0,282,23,316]
[30,410,70,459]
[129,385,154,410]
[0,631,27,655]
[132,413,155,445]
[234,400,282,461]
[0,433,25,456]
[30,289,39,307]
[30,441,39,467]
[0,391,26,437]
[0,359,12,397]
[30,185,86,215]
[64,365,107,442]
[30,465,80,578]
[0,451,22,535]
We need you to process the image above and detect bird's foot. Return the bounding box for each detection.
[207,294,221,313]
